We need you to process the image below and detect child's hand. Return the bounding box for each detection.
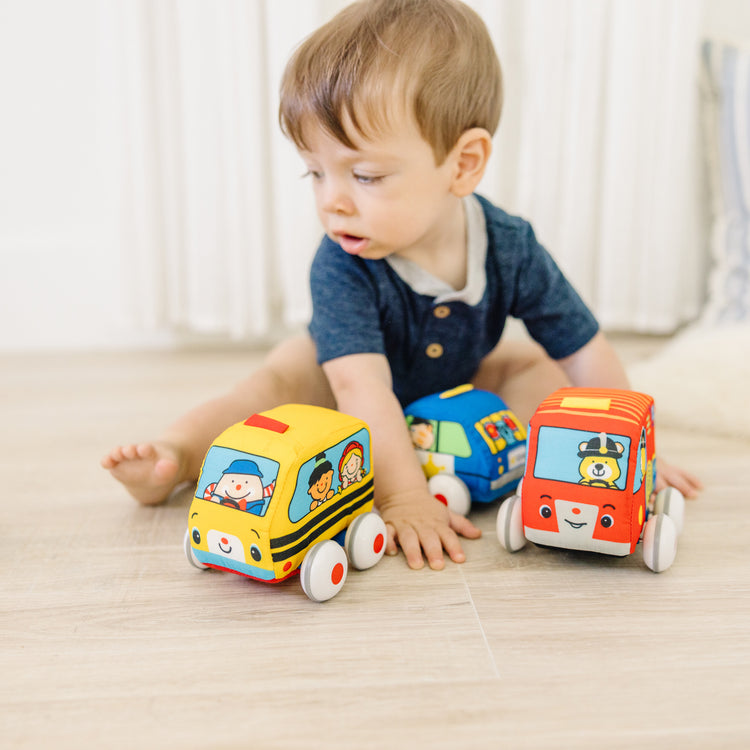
[657,458,703,499]
[377,489,482,570]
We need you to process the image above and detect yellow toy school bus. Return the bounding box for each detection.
[184,404,386,601]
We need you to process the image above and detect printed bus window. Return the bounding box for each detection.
[288,428,371,524]
[533,426,631,491]
[407,417,471,458]
[196,445,279,516]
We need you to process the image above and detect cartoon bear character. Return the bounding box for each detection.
[577,433,624,489]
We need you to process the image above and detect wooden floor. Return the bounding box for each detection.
[2,342,749,749]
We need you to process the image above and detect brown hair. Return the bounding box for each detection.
[279,0,502,164]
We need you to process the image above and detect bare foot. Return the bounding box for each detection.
[101,441,183,505]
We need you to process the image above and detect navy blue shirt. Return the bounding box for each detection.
[309,194,599,407]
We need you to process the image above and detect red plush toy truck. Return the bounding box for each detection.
[497,388,684,572]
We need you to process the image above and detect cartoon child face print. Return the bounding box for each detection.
[308,453,335,510]
[339,440,365,489]
[214,471,263,505]
[409,418,435,450]
[204,458,272,514]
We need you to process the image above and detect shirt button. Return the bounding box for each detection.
[426,343,444,358]
[433,305,451,319]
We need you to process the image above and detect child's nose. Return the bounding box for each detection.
[321,180,354,215]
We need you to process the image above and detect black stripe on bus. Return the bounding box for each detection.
[270,490,374,563]
[270,478,374,550]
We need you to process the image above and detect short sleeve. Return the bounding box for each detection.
[510,223,599,359]
[308,237,387,364]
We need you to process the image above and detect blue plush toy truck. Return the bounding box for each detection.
[404,385,527,515]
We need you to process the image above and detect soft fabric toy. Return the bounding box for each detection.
[496,387,684,572]
[184,404,386,601]
[404,384,527,515]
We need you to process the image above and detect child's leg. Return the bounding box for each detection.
[471,337,569,425]
[101,334,334,505]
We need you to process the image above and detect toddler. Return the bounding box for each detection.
[102,0,701,570]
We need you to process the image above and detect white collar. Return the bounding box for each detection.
[385,194,487,305]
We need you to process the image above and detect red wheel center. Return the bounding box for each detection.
[373,533,384,554]
[331,562,345,585]
[434,493,448,506]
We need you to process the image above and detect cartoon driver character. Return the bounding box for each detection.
[308,453,335,510]
[204,459,274,515]
[577,433,625,489]
[339,440,365,489]
[409,417,435,450]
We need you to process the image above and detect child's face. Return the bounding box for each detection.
[299,113,461,262]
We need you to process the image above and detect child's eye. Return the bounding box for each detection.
[302,169,323,180]
[353,173,384,185]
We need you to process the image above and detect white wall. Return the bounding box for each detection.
[1,0,749,352]
[0,1,133,350]
[702,0,750,44]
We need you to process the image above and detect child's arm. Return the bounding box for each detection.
[555,330,630,389]
[557,332,703,498]
[323,352,482,570]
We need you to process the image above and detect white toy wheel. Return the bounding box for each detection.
[184,528,208,570]
[496,494,526,552]
[428,473,472,516]
[345,512,387,570]
[653,486,685,536]
[642,514,678,573]
[300,540,348,602]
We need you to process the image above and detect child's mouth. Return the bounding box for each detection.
[336,233,369,255]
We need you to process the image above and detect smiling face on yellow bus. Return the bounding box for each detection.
[186,405,374,582]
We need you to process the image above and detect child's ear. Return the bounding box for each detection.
[449,128,493,197]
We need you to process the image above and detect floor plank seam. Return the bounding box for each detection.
[461,569,501,681]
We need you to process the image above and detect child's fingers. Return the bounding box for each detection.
[390,521,426,570]
[437,527,466,565]
[419,528,447,570]
[660,459,703,494]
[402,521,466,569]
[658,463,703,499]
[385,512,476,570]
[384,522,400,556]
[448,512,482,539]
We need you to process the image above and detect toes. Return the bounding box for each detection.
[100,454,116,469]
[136,443,156,459]
[121,444,138,460]
[102,446,128,467]
[153,458,179,481]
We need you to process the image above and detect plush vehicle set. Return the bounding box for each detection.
[184,386,685,600]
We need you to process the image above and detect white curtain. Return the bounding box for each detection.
[98,0,341,342]
[475,0,707,333]
[99,0,707,343]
